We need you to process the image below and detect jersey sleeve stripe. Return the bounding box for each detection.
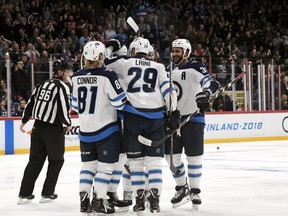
[71,95,77,101]
[70,103,78,111]
[114,103,125,109]
[110,92,126,102]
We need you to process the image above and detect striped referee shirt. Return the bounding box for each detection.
[22,77,71,126]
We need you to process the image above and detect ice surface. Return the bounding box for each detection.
[1,140,288,215]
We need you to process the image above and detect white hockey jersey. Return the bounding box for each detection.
[171,61,220,118]
[105,56,177,119]
[71,66,126,142]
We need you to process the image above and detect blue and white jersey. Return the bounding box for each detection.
[171,61,220,121]
[71,66,126,142]
[105,56,177,119]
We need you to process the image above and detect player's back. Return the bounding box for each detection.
[106,56,170,117]
[71,67,126,135]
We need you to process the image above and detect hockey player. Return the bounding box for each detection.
[70,41,127,215]
[105,37,180,214]
[104,38,132,212]
[120,43,158,211]
[165,39,220,210]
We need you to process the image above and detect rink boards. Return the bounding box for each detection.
[0,111,287,155]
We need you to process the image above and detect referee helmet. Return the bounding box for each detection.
[53,59,71,73]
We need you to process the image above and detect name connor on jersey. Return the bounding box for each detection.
[77,77,97,84]
[135,59,151,66]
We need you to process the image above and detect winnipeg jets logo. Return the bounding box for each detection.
[173,81,182,101]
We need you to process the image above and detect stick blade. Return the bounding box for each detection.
[138,135,152,146]
[170,165,181,175]
[127,16,139,33]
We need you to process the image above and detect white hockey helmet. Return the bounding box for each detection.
[172,39,192,59]
[113,45,128,56]
[83,41,106,61]
[148,44,155,60]
[129,37,150,55]
[148,44,155,53]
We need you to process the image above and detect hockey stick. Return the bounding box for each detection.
[124,164,131,175]
[210,70,246,101]
[138,109,199,147]
[138,71,246,147]
[127,16,140,36]
[168,53,181,175]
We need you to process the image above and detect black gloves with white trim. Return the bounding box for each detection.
[195,89,211,113]
[166,110,181,132]
[106,38,121,53]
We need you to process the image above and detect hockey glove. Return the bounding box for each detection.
[106,38,122,53]
[195,90,211,113]
[166,110,181,132]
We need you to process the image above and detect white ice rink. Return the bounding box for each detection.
[1,140,288,216]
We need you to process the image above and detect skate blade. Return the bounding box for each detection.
[17,198,33,205]
[172,196,190,208]
[193,204,199,211]
[96,213,115,216]
[151,210,160,215]
[39,198,55,203]
[82,213,93,216]
[115,206,129,213]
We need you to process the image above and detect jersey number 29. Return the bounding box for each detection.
[127,67,157,93]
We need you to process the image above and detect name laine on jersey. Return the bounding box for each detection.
[135,59,151,67]
[77,77,97,84]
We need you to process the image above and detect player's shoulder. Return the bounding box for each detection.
[149,59,166,69]
[181,60,208,73]
[103,67,119,79]
[72,67,118,80]
[105,55,129,65]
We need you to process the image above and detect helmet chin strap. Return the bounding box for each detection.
[175,57,185,66]
[174,50,189,66]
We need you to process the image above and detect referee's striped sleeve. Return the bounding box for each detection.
[22,87,38,124]
[57,82,71,126]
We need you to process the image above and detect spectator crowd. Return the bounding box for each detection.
[1,0,288,115]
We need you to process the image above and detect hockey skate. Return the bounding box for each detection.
[171,183,190,208]
[17,194,35,205]
[118,190,133,212]
[39,193,58,203]
[91,192,115,215]
[147,188,160,214]
[107,191,131,213]
[133,189,145,215]
[123,190,133,205]
[190,188,201,210]
[80,192,92,215]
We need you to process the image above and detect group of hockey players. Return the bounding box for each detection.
[14,31,218,215]
[69,35,220,215]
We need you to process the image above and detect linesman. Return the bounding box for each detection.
[18,59,72,204]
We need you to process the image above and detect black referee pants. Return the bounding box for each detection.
[19,120,65,197]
